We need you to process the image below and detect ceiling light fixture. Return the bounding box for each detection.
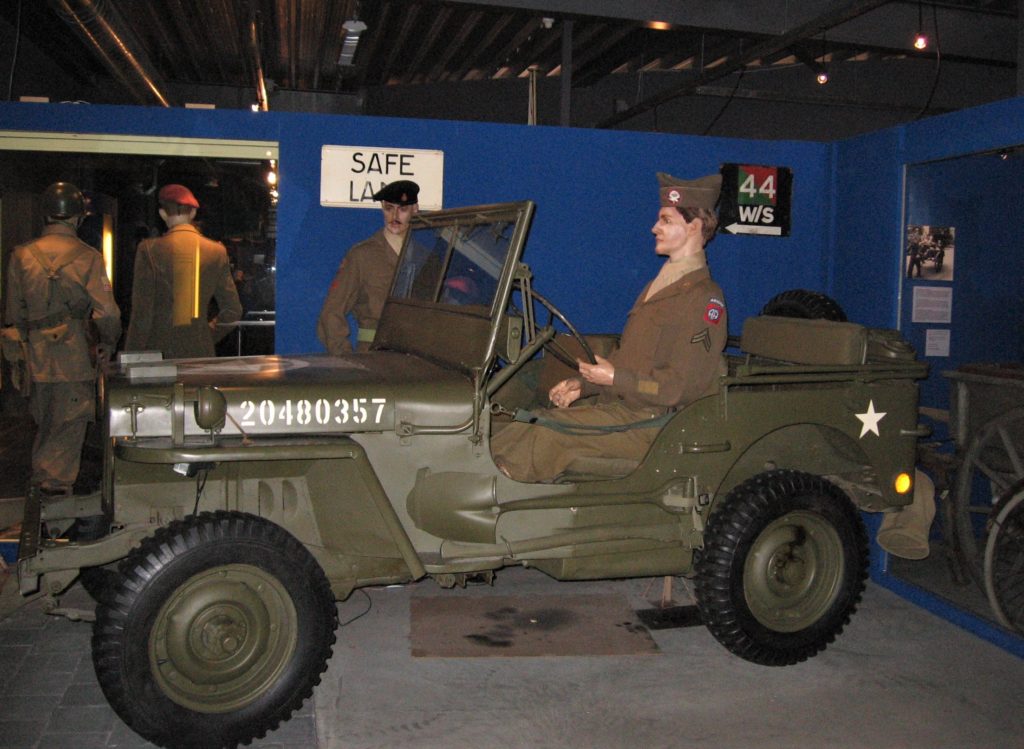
[913,1,928,50]
[338,19,367,66]
[815,29,829,85]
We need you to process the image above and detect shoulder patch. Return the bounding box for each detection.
[704,298,725,325]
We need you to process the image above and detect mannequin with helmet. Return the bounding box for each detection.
[2,182,121,494]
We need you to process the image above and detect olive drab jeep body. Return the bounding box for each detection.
[17,202,927,749]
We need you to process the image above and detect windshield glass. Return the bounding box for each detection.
[391,217,514,313]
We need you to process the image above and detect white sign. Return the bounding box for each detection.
[924,328,951,357]
[320,145,444,209]
[911,286,953,324]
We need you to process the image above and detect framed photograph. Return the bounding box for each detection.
[906,224,955,282]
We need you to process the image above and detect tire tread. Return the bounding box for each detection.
[695,469,867,666]
[92,511,338,749]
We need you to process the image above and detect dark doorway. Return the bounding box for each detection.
[0,148,277,356]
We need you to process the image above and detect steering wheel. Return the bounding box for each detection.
[527,288,596,367]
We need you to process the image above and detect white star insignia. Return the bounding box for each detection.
[855,400,887,438]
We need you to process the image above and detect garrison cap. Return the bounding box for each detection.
[158,183,200,208]
[372,180,420,206]
[657,172,722,211]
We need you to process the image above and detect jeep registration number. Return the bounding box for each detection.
[238,397,388,427]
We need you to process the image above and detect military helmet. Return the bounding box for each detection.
[41,182,86,219]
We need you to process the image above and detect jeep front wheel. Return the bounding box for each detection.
[92,511,337,749]
[695,470,867,666]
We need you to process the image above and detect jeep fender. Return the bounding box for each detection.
[713,423,876,512]
[109,436,426,599]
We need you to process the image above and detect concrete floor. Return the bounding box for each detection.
[1,566,1022,749]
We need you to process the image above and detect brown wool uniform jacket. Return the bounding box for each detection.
[317,230,397,355]
[490,264,727,483]
[124,223,242,359]
[5,224,122,382]
[585,265,728,411]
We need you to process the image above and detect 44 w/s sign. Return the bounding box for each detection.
[719,164,792,237]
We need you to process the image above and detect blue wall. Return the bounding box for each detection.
[830,127,906,327]
[902,153,1024,409]
[0,102,830,353]
[833,96,1024,410]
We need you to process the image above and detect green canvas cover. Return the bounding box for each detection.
[740,316,868,365]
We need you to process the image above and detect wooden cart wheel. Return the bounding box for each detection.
[951,406,1024,586]
[984,481,1024,633]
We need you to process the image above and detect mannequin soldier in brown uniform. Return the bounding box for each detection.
[124,184,242,358]
[318,180,419,354]
[3,183,121,494]
[491,172,728,482]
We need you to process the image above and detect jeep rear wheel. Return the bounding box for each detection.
[695,470,867,666]
[92,511,337,749]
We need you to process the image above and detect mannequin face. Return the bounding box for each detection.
[651,207,702,260]
[381,201,418,237]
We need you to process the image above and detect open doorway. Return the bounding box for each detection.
[0,133,278,358]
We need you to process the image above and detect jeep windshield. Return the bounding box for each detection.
[373,201,535,375]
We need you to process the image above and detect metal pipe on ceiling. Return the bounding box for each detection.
[249,14,270,111]
[559,19,573,126]
[50,0,172,107]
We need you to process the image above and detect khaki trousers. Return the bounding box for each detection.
[491,400,662,482]
[29,380,94,490]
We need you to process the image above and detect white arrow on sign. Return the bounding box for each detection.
[725,223,783,236]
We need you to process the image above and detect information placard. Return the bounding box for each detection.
[911,286,953,324]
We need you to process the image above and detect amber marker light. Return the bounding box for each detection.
[894,472,913,495]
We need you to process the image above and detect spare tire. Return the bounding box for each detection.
[761,289,847,322]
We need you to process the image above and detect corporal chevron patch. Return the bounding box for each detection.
[691,328,712,352]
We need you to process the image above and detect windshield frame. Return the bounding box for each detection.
[372,201,536,376]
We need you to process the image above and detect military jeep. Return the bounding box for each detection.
[17,201,927,749]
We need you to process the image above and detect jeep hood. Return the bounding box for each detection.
[105,352,474,440]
